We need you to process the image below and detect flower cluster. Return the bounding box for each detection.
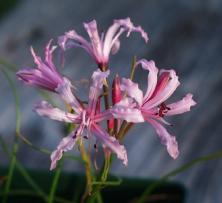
[17,18,196,170]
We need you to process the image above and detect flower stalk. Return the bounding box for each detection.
[15,18,197,203]
[80,142,94,203]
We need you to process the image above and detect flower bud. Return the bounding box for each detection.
[112,74,122,105]
[108,118,114,129]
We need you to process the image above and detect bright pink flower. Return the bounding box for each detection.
[17,40,64,92]
[34,69,128,170]
[58,18,148,68]
[16,40,82,114]
[111,59,196,159]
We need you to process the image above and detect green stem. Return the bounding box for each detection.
[80,143,94,203]
[16,160,48,202]
[87,155,112,203]
[117,121,128,139]
[101,154,111,182]
[130,56,137,81]
[48,162,62,203]
[96,192,103,203]
[92,178,122,186]
[120,123,134,141]
[0,136,48,202]
[2,139,18,203]
[137,150,222,203]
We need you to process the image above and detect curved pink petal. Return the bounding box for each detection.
[146,118,179,159]
[91,124,128,165]
[149,72,170,100]
[143,69,180,109]
[30,46,42,67]
[55,77,82,114]
[50,130,78,170]
[93,109,113,123]
[113,18,148,41]
[111,98,144,123]
[103,17,148,61]
[83,20,103,61]
[88,69,110,113]
[16,68,56,91]
[165,93,196,116]
[136,59,158,103]
[120,78,143,106]
[58,30,95,60]
[111,39,120,55]
[34,101,80,123]
[44,40,57,71]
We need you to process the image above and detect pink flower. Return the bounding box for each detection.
[34,69,128,170]
[17,40,64,92]
[58,18,148,68]
[111,59,196,159]
[16,40,82,114]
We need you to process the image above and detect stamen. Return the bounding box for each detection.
[158,103,170,117]
[82,110,90,126]
[83,135,88,139]
[72,131,77,139]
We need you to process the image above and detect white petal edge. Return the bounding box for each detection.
[91,124,128,166]
[50,131,78,170]
[147,118,179,159]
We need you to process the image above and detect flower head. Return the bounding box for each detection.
[34,69,128,170]
[58,18,148,68]
[111,59,196,159]
[17,40,63,92]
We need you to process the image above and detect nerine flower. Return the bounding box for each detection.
[111,59,196,159]
[16,41,82,113]
[58,17,148,68]
[34,69,128,170]
[16,40,64,92]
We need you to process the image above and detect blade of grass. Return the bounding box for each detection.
[0,135,48,202]
[0,69,20,133]
[0,57,17,72]
[92,178,122,186]
[48,160,62,203]
[17,132,82,162]
[1,68,20,203]
[137,150,222,203]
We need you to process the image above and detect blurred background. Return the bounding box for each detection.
[0,0,222,202]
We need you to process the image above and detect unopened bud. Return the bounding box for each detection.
[108,118,114,129]
[112,74,122,105]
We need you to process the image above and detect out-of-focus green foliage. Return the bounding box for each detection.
[0,0,19,21]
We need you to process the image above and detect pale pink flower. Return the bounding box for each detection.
[111,59,196,159]
[58,18,148,68]
[34,69,128,170]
